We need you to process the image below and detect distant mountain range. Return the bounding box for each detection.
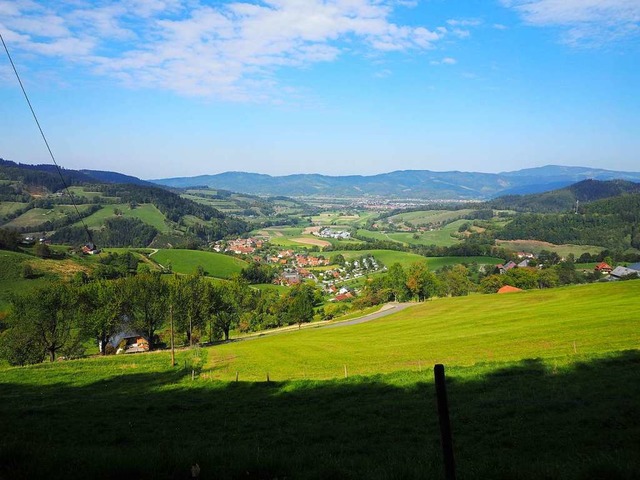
[150,165,640,200]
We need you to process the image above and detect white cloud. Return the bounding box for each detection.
[0,0,449,100]
[502,0,640,45]
[446,19,482,27]
[430,57,457,65]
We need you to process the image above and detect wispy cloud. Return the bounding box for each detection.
[430,57,457,65]
[0,0,452,100]
[502,0,640,46]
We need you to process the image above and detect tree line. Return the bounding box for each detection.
[0,272,322,366]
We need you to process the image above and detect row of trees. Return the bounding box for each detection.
[0,272,323,366]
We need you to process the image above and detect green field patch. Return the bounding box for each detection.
[0,279,638,478]
[0,250,92,311]
[358,219,468,247]
[387,208,476,226]
[65,187,119,201]
[4,205,94,229]
[496,239,602,257]
[152,249,247,278]
[209,280,640,381]
[77,204,170,233]
[329,249,429,268]
[0,202,29,217]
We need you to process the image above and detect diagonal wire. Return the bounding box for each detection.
[1,32,94,245]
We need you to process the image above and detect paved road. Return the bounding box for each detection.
[321,302,414,329]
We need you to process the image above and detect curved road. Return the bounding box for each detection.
[321,302,414,329]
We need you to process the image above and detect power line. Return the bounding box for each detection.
[1,32,94,245]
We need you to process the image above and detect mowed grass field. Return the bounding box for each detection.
[357,220,468,247]
[387,209,476,226]
[0,201,28,216]
[0,281,638,479]
[0,249,91,311]
[496,239,603,257]
[77,204,170,232]
[151,249,248,278]
[327,249,502,271]
[4,205,94,229]
[208,281,640,381]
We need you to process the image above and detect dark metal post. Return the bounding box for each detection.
[434,364,456,480]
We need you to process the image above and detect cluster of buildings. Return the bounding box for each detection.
[213,237,264,255]
[594,262,640,280]
[314,228,351,239]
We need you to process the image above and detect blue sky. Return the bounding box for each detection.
[1,0,638,179]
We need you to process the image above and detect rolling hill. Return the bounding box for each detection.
[150,165,640,200]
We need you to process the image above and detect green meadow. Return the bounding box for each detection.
[77,204,170,232]
[0,280,638,479]
[208,281,640,381]
[4,205,94,229]
[357,219,469,247]
[151,249,248,278]
[0,201,28,216]
[387,209,476,226]
[327,250,501,271]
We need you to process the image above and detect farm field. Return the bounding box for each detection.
[0,249,91,311]
[0,201,28,217]
[357,219,468,247]
[208,281,640,380]
[387,208,476,226]
[326,249,501,271]
[77,204,170,232]
[151,249,248,278]
[0,280,638,479]
[4,205,94,229]
[496,239,602,257]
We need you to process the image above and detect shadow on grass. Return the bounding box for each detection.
[0,351,639,480]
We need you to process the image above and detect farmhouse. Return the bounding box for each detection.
[82,243,100,255]
[108,331,150,354]
[595,262,613,274]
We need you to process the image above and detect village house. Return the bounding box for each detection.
[594,262,613,274]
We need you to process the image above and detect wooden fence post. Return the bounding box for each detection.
[434,364,456,480]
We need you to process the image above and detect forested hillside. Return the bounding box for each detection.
[0,159,250,247]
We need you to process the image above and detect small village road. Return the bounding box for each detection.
[320,302,414,329]
[233,302,416,344]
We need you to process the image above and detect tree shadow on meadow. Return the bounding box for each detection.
[0,351,639,480]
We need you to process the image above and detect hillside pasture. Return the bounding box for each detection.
[357,219,468,247]
[0,250,91,311]
[208,280,640,381]
[387,208,476,226]
[0,202,28,217]
[4,205,94,229]
[77,204,170,232]
[151,249,247,278]
[496,239,602,257]
[0,281,638,479]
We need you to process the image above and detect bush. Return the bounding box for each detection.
[0,327,46,366]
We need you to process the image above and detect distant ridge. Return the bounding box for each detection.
[149,165,640,200]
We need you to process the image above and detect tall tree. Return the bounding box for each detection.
[81,278,134,354]
[9,283,80,362]
[130,272,168,348]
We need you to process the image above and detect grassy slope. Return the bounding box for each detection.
[0,281,638,479]
[78,204,170,232]
[0,250,91,311]
[327,249,502,270]
[208,281,640,381]
[4,205,93,229]
[0,201,28,216]
[496,239,602,257]
[387,208,476,225]
[357,219,468,247]
[152,249,248,278]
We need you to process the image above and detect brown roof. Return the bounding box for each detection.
[497,285,523,294]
